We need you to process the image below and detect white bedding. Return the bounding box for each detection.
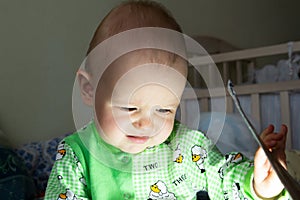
[182,92,300,155]
[238,92,300,150]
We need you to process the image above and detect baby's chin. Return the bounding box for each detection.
[120,141,159,154]
[120,145,148,154]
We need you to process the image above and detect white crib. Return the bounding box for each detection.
[181,41,300,151]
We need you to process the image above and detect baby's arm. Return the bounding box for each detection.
[44,141,89,200]
[253,125,288,199]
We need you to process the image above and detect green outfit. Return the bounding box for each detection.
[45,121,288,200]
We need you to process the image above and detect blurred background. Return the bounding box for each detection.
[1,0,300,145]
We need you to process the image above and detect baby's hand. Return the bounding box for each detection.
[253,124,287,198]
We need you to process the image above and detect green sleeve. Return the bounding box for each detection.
[244,167,290,200]
[44,141,90,200]
[202,144,255,199]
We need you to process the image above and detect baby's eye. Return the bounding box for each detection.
[120,107,137,112]
[156,108,172,114]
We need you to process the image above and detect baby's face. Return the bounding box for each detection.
[93,51,187,154]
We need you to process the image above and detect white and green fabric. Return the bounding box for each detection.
[45,121,288,200]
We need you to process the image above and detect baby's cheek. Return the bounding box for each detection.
[149,119,172,145]
[98,110,119,134]
[162,118,175,137]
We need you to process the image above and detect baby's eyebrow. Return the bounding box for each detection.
[110,102,179,108]
[162,103,179,108]
[110,97,129,103]
[110,101,132,106]
[110,99,138,107]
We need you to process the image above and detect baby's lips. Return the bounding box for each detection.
[126,135,150,144]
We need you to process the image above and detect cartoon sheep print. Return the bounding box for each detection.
[173,144,184,163]
[54,142,84,200]
[56,141,66,160]
[191,145,207,173]
[57,189,81,200]
[148,180,177,200]
[218,153,243,179]
[232,182,248,200]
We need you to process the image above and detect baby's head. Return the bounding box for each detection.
[86,0,182,55]
[78,0,187,154]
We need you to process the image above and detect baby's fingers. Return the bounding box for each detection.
[260,125,275,140]
[272,124,288,150]
[279,124,287,144]
[261,124,287,149]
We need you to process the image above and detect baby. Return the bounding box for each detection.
[45,1,288,199]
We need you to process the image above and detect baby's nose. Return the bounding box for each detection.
[132,116,152,129]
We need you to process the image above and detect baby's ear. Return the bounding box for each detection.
[77,69,94,106]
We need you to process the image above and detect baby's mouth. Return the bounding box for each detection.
[126,135,150,144]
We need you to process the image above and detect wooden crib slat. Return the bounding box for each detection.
[236,61,242,84]
[222,62,228,84]
[251,93,261,130]
[280,91,292,150]
[247,61,255,83]
[200,98,209,112]
[208,64,214,87]
[226,96,233,113]
[191,67,201,88]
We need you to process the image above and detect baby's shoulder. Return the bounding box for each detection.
[168,121,213,151]
[174,121,209,139]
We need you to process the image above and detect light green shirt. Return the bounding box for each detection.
[45,121,288,200]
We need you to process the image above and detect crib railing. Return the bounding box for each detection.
[181,79,300,150]
[188,41,300,86]
[185,41,300,150]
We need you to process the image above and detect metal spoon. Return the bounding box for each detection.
[227,80,300,199]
